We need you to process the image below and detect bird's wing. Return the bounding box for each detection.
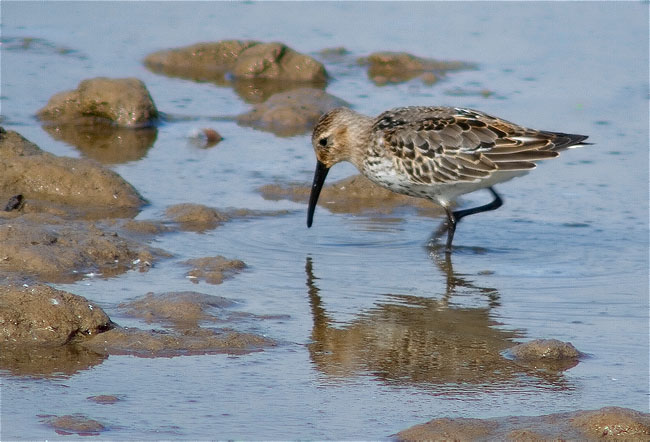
[372,107,588,185]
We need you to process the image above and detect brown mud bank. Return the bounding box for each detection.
[0,285,275,376]
[396,406,650,441]
[0,127,286,283]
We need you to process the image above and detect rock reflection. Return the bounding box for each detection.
[41,124,157,164]
[305,255,572,390]
[0,344,106,377]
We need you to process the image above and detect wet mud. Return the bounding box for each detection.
[0,214,161,282]
[397,406,650,441]
[44,414,107,436]
[0,125,278,376]
[0,284,274,375]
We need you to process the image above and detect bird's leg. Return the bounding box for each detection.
[453,187,503,222]
[442,187,504,253]
[444,207,457,253]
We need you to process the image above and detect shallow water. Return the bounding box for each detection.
[1,1,648,439]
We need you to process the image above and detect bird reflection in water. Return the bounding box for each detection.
[305,252,574,391]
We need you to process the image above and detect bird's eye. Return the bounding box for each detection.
[318,137,328,147]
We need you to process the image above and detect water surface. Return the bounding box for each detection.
[1,2,648,439]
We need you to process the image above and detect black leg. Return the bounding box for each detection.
[443,187,503,253]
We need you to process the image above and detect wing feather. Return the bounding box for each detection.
[372,106,588,184]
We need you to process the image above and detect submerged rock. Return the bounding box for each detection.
[509,338,581,361]
[358,51,474,85]
[508,338,582,371]
[45,414,107,436]
[396,407,650,441]
[87,395,120,404]
[37,77,158,128]
[119,291,236,328]
[164,203,231,232]
[0,284,113,347]
[164,203,290,232]
[0,128,145,218]
[182,256,246,285]
[81,326,273,357]
[237,87,348,136]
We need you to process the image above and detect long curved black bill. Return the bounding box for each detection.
[307,161,329,228]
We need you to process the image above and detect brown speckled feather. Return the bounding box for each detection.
[372,106,589,185]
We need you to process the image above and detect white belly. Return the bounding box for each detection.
[361,159,528,208]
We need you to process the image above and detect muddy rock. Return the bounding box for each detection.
[358,51,474,85]
[571,407,650,439]
[119,291,236,328]
[396,407,650,441]
[45,414,106,435]
[145,40,327,103]
[183,256,246,285]
[37,77,158,128]
[0,128,145,217]
[145,40,326,83]
[41,124,157,164]
[82,326,273,357]
[0,284,113,347]
[165,203,230,232]
[259,174,444,217]
[231,42,326,82]
[164,203,289,232]
[0,214,160,282]
[509,338,582,371]
[144,40,258,81]
[237,88,348,136]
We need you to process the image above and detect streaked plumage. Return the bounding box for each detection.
[307,106,590,252]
